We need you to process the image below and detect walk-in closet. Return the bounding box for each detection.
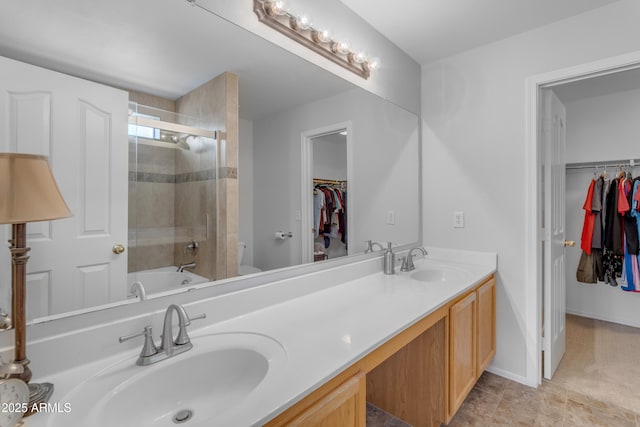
[550,68,640,413]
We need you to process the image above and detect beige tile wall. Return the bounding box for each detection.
[176,72,239,280]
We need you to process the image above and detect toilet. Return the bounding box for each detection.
[237,241,262,275]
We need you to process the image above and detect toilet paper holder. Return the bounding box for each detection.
[275,231,293,240]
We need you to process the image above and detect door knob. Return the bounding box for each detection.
[563,240,575,247]
[112,244,126,254]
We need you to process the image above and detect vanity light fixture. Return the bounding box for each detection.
[253,0,378,79]
[0,153,72,414]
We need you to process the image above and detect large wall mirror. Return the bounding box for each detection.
[0,0,420,325]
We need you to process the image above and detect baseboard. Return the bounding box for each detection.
[485,365,535,387]
[566,308,640,329]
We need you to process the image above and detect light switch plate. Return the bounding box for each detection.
[453,211,464,228]
[387,210,395,225]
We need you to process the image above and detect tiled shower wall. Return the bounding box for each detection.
[127,141,177,272]
[176,72,239,280]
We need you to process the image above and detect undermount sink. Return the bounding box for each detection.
[49,332,286,427]
[410,267,470,283]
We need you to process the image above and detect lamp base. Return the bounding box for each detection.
[24,382,54,417]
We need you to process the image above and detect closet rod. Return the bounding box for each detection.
[313,178,347,185]
[565,159,640,170]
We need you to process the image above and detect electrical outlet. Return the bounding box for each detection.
[387,210,395,225]
[453,211,464,228]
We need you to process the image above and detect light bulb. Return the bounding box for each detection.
[297,14,311,30]
[353,51,366,64]
[335,40,350,54]
[317,29,331,42]
[273,0,288,15]
[368,57,381,70]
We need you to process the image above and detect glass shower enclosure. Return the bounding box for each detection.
[127,102,217,300]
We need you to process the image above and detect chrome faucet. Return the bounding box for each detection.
[161,304,192,357]
[364,240,384,253]
[130,280,146,301]
[177,261,196,272]
[119,304,205,366]
[400,247,428,272]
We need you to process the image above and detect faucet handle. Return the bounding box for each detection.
[400,254,414,272]
[119,325,159,358]
[189,312,207,323]
[175,312,206,346]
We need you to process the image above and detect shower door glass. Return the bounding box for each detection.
[127,102,217,300]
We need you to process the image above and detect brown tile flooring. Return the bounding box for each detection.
[447,314,640,426]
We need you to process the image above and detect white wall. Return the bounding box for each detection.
[421,0,640,384]
[564,89,640,327]
[239,118,255,267]
[313,136,348,181]
[254,88,419,271]
[565,88,640,164]
[200,0,421,114]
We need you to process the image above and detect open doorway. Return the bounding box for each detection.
[311,130,348,261]
[528,52,640,397]
[300,122,353,264]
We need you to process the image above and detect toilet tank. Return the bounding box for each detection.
[237,241,246,267]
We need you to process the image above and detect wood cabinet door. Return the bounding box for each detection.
[286,372,365,427]
[449,291,477,416]
[476,278,496,374]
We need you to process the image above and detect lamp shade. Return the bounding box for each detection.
[0,153,72,224]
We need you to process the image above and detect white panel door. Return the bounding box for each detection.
[0,56,128,320]
[543,89,567,379]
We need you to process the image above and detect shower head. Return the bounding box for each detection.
[160,132,190,151]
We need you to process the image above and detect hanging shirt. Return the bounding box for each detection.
[623,179,639,254]
[618,177,630,214]
[631,180,640,240]
[601,179,611,249]
[605,178,624,255]
[622,239,636,292]
[591,177,604,249]
[313,190,325,238]
[580,179,596,255]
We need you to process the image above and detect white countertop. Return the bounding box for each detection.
[24,251,496,427]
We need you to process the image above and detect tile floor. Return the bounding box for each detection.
[366,403,411,427]
[447,314,640,427]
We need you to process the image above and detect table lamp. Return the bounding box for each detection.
[0,153,71,410]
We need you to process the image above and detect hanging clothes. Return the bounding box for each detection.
[313,180,347,249]
[603,176,624,285]
[579,169,640,291]
[580,179,596,255]
[579,175,622,285]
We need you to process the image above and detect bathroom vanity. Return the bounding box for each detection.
[20,248,495,427]
[266,273,496,426]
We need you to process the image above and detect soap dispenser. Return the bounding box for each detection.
[383,242,395,275]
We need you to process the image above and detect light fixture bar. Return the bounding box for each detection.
[253,0,376,79]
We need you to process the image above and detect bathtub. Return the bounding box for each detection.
[127,266,209,300]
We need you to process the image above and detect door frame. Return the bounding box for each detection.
[525,50,640,386]
[300,121,353,264]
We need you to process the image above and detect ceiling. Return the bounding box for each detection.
[339,0,621,64]
[0,0,353,120]
[0,0,629,118]
[553,68,640,103]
